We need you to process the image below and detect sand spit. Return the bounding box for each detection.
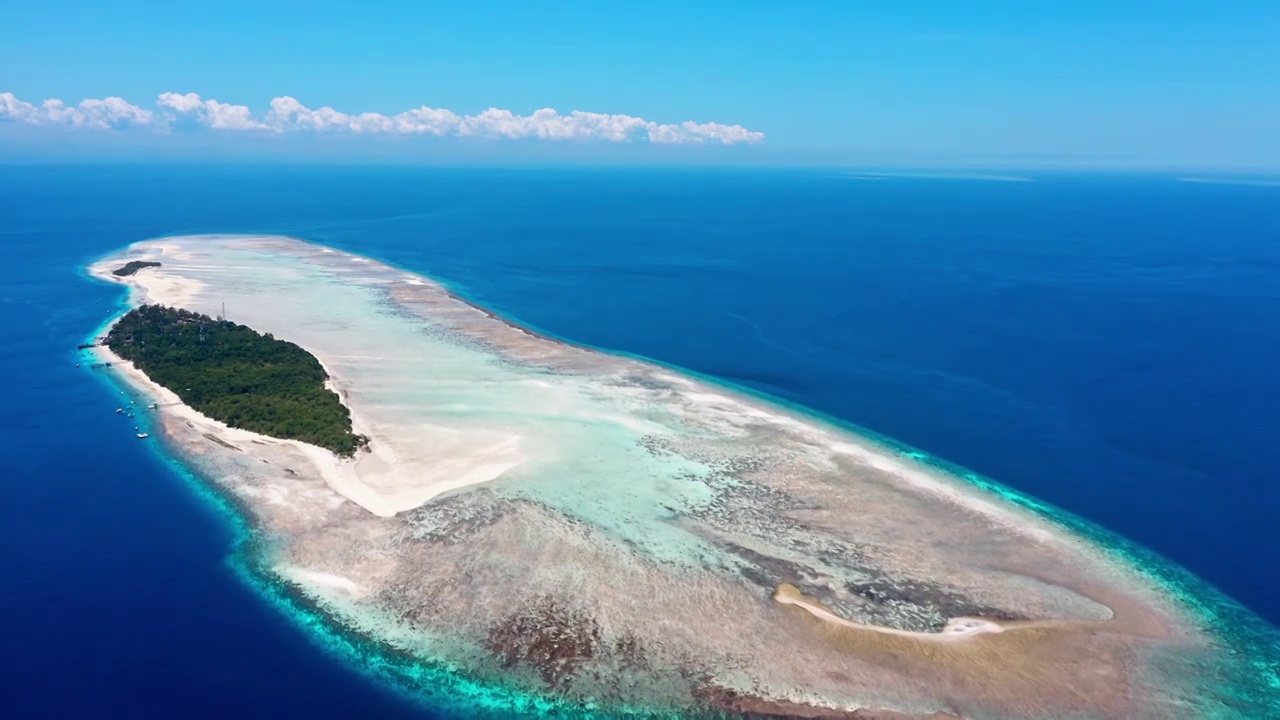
[775,584,1011,640]
[84,235,1279,719]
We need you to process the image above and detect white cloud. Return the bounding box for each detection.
[158,92,264,130]
[76,97,155,128]
[263,96,401,133]
[0,90,764,145]
[661,120,766,145]
[155,91,204,113]
[0,92,152,128]
[0,93,40,123]
[455,108,654,142]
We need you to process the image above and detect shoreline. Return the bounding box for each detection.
[79,348,630,719]
[298,238,1280,641]
[81,335,635,719]
[79,234,1280,718]
[100,312,1066,652]
[88,235,1127,551]
[88,237,1183,629]
[89,252,523,518]
[78,236,1262,613]
[88,340,406,515]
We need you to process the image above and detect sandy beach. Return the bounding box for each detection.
[775,584,1011,641]
[91,339,526,518]
[91,247,525,518]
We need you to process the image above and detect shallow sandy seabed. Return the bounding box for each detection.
[89,235,1280,719]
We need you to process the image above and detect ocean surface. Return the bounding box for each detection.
[2,165,1278,718]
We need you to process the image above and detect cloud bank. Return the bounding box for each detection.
[0,91,763,145]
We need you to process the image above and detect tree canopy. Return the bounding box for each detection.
[107,304,367,456]
[111,260,161,277]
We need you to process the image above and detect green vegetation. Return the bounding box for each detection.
[107,305,368,456]
[112,260,162,276]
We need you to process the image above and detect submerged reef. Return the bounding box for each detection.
[90,235,1280,719]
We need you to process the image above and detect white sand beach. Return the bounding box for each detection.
[92,248,526,518]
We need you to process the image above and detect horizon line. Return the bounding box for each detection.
[2,158,1279,175]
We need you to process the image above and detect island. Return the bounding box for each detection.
[111,260,161,276]
[106,304,367,456]
[88,235,1280,719]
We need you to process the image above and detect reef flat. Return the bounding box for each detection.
[89,235,1280,719]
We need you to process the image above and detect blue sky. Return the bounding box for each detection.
[3,1,1279,168]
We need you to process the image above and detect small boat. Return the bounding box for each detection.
[115,408,123,414]
[136,433,149,439]
[126,413,135,419]
[148,403,158,410]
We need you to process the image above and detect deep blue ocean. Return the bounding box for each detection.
[2,165,1278,718]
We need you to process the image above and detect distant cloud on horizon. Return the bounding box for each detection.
[0,91,764,145]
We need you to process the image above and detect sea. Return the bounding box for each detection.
[2,165,1278,718]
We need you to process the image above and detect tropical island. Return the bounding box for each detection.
[86,235,1280,720]
[111,260,161,276]
[105,304,367,455]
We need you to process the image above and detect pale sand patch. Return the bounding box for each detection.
[91,260,526,518]
[775,584,1009,641]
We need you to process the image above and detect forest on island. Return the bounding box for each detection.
[111,260,161,276]
[106,305,368,456]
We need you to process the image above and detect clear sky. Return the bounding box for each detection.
[2,1,1279,168]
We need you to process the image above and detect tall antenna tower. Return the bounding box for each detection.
[218,302,226,322]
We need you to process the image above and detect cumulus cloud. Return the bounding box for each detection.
[157,92,264,130]
[0,92,153,129]
[1,90,764,145]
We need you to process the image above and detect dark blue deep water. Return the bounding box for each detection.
[2,165,1278,718]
